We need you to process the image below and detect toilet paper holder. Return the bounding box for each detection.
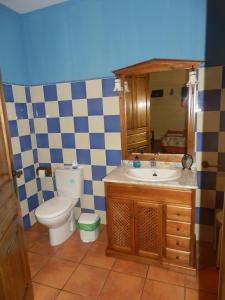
[36,166,52,177]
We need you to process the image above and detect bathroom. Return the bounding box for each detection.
[0,0,225,299]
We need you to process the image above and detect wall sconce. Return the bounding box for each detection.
[187,67,198,87]
[113,79,130,92]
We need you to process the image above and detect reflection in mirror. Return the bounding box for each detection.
[125,69,189,155]
[150,69,189,154]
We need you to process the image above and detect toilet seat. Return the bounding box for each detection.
[35,197,73,219]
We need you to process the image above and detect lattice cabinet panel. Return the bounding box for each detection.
[134,201,163,258]
[107,197,133,253]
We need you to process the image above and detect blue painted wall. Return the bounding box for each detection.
[205,0,225,66]
[0,4,27,84]
[21,0,207,85]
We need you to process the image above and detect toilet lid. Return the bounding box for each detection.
[35,197,73,218]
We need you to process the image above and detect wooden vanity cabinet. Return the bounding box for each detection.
[105,182,196,271]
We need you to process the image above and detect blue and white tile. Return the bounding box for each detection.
[196,152,218,171]
[105,133,121,150]
[103,96,120,115]
[75,133,90,149]
[37,148,51,163]
[95,210,106,224]
[198,66,222,91]
[195,189,216,208]
[45,102,59,117]
[86,79,102,98]
[62,149,77,164]
[197,111,220,132]
[30,85,44,103]
[56,82,72,100]
[6,103,17,120]
[12,85,26,103]
[92,181,105,196]
[59,117,75,133]
[17,119,31,136]
[48,133,63,148]
[218,132,225,152]
[88,116,104,133]
[90,149,106,165]
[20,200,29,217]
[34,118,48,133]
[72,99,88,116]
[11,137,21,154]
[25,180,39,198]
[220,89,225,110]
[82,165,92,181]
[81,195,95,210]
[21,151,35,168]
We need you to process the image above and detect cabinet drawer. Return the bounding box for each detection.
[166,248,190,265]
[166,235,191,251]
[166,205,191,222]
[166,221,191,237]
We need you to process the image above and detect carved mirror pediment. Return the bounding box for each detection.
[113,58,202,162]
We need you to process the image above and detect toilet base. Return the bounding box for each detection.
[49,212,76,246]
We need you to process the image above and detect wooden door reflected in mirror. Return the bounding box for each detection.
[113,58,202,162]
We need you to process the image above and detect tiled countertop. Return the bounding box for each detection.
[103,165,198,190]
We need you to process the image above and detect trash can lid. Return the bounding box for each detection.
[78,213,99,224]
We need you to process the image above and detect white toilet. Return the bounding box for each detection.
[35,167,84,246]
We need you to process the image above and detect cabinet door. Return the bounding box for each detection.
[134,201,163,259]
[107,197,134,253]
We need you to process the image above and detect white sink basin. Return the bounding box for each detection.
[126,168,180,182]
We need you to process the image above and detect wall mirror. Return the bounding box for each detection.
[113,58,201,162]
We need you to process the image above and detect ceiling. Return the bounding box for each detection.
[0,0,69,13]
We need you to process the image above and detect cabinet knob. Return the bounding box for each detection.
[176,228,180,231]
[176,256,179,260]
[176,241,180,246]
[177,213,180,217]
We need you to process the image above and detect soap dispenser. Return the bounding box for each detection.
[133,155,141,168]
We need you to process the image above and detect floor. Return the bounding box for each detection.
[24,223,219,300]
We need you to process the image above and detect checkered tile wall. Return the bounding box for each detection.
[30,78,121,225]
[195,66,225,241]
[3,67,225,242]
[4,84,42,229]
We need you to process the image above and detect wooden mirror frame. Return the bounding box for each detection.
[113,58,202,162]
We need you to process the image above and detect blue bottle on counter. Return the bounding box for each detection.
[133,155,141,168]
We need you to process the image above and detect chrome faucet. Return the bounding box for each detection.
[150,153,159,168]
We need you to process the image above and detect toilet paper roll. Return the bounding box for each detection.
[38,170,46,178]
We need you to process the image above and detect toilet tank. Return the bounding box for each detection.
[55,167,84,198]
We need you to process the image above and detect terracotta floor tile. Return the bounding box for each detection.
[185,288,217,300]
[29,237,60,257]
[97,227,108,244]
[99,224,106,232]
[33,282,60,300]
[28,252,49,278]
[99,271,144,300]
[147,265,185,286]
[82,242,115,269]
[184,267,219,293]
[142,279,184,300]
[113,259,148,278]
[64,264,108,298]
[57,291,92,300]
[33,257,77,289]
[56,238,91,263]
[24,230,43,250]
